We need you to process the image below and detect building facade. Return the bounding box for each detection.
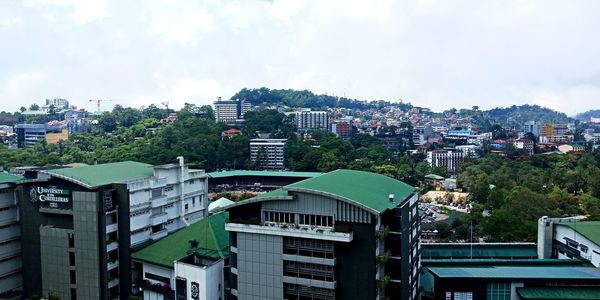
[14,124,46,148]
[522,121,541,138]
[331,122,351,138]
[413,125,433,146]
[224,169,421,300]
[45,99,70,109]
[214,98,251,123]
[538,217,600,267]
[427,150,465,174]
[17,159,208,299]
[249,139,287,170]
[290,111,329,131]
[0,174,23,299]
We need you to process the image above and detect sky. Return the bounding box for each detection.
[1,0,600,115]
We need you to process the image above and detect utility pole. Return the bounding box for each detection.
[89,99,112,114]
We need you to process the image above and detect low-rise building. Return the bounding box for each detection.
[511,139,535,156]
[131,212,229,300]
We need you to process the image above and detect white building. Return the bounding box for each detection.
[43,98,70,111]
[288,110,329,131]
[126,159,209,246]
[249,139,287,170]
[0,173,23,298]
[455,145,479,158]
[538,217,600,267]
[427,150,465,174]
[213,98,251,123]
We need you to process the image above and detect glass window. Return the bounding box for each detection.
[486,282,511,300]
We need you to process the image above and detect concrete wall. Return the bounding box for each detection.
[236,232,283,300]
[72,191,102,299]
[175,259,224,300]
[555,224,600,267]
[40,227,72,299]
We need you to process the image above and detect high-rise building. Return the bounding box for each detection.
[427,150,465,174]
[249,139,287,170]
[224,170,421,300]
[0,173,23,299]
[290,111,329,131]
[214,98,251,123]
[17,159,208,299]
[522,121,541,137]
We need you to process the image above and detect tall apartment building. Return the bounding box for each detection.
[17,159,208,299]
[427,150,465,174]
[249,139,287,170]
[0,173,23,299]
[290,111,329,131]
[224,170,421,300]
[413,125,433,146]
[214,98,251,123]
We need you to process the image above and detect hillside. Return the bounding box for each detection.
[485,105,572,127]
[575,109,600,122]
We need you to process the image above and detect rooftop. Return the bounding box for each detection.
[0,172,21,184]
[427,266,600,280]
[207,170,322,179]
[43,161,154,189]
[131,212,229,269]
[285,169,415,214]
[518,287,600,300]
[558,221,600,246]
[424,174,445,180]
[421,243,537,260]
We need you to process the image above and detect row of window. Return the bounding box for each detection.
[264,211,334,228]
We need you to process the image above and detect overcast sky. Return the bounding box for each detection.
[1,0,600,115]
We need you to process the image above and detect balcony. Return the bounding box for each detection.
[150,213,168,226]
[106,241,118,252]
[107,259,119,271]
[0,226,20,243]
[225,223,353,243]
[150,229,168,241]
[150,195,168,208]
[106,223,118,234]
[283,276,336,290]
[108,278,119,289]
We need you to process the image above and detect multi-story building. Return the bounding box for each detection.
[45,99,70,110]
[224,169,421,300]
[214,98,251,123]
[413,125,433,146]
[538,217,600,267]
[17,159,208,299]
[131,212,229,300]
[553,124,569,136]
[249,139,287,170]
[427,150,465,174]
[331,122,351,138]
[0,173,23,299]
[539,134,575,144]
[14,124,46,148]
[522,121,541,137]
[289,111,329,131]
[454,145,478,158]
[511,139,535,156]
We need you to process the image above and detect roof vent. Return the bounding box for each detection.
[389,194,395,202]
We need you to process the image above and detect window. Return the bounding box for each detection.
[71,288,77,300]
[299,214,333,228]
[192,197,196,207]
[68,233,75,248]
[185,204,189,211]
[69,252,75,266]
[145,272,170,284]
[454,292,473,300]
[564,238,579,249]
[264,211,295,224]
[151,188,163,198]
[165,185,174,192]
[70,270,76,284]
[486,282,510,300]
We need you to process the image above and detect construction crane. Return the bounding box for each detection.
[89,99,112,114]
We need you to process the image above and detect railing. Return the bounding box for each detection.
[150,229,168,240]
[150,212,168,226]
[226,223,353,242]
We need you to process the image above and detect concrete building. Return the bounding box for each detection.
[539,134,575,144]
[455,145,479,158]
[249,139,287,170]
[522,121,541,138]
[17,159,208,299]
[538,217,600,267]
[214,98,251,123]
[131,212,229,300]
[413,125,433,146]
[331,122,351,138]
[14,124,46,148]
[223,169,421,300]
[427,150,465,174]
[289,110,329,131]
[0,173,23,299]
[512,139,535,156]
[45,98,70,110]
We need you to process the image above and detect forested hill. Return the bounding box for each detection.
[230,87,413,110]
[485,105,572,127]
[575,109,600,121]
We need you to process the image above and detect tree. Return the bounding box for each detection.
[29,104,40,111]
[318,152,339,172]
[19,106,26,112]
[98,113,117,132]
[434,222,452,241]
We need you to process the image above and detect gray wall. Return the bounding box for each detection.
[40,227,72,298]
[236,232,283,300]
[72,191,102,299]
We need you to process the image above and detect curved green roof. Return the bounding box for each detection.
[44,161,154,189]
[558,221,600,246]
[131,212,229,269]
[207,170,322,179]
[286,169,416,214]
[0,172,21,184]
[518,287,600,299]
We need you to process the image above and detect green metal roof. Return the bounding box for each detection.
[0,172,21,184]
[422,259,588,267]
[558,221,600,246]
[421,243,538,259]
[131,212,229,269]
[518,287,600,299]
[207,170,322,179]
[427,266,600,280]
[286,169,416,214]
[44,161,154,189]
